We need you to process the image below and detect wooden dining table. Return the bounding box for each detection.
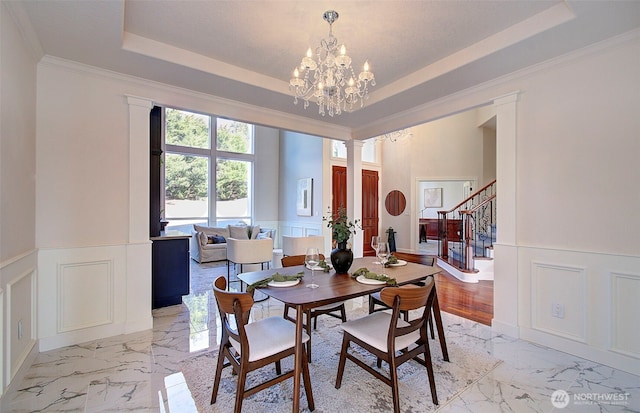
[237,256,447,413]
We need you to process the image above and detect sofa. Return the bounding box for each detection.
[190,224,275,263]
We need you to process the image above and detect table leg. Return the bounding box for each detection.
[432,291,450,362]
[292,304,303,412]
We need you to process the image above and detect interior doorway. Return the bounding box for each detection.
[331,166,379,255]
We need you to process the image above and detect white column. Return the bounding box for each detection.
[345,140,364,258]
[125,96,154,332]
[127,96,154,243]
[492,92,520,337]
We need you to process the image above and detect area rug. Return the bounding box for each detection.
[181,310,501,413]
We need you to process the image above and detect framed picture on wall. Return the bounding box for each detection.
[297,178,313,216]
[424,188,443,208]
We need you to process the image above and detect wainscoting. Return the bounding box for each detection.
[0,249,37,398]
[37,243,153,352]
[516,246,640,376]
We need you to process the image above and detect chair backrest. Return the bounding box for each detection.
[214,275,227,291]
[380,277,434,312]
[212,276,254,343]
[281,253,326,267]
[379,278,435,348]
[226,237,274,264]
[282,235,325,256]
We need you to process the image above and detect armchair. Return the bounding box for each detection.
[226,237,274,288]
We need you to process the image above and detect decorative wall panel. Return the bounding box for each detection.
[610,272,640,358]
[531,262,587,342]
[7,268,36,382]
[57,260,113,333]
[0,288,4,394]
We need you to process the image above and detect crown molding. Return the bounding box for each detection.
[38,55,352,140]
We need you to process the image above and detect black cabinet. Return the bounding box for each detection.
[151,234,190,309]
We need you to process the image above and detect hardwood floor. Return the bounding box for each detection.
[394,252,494,326]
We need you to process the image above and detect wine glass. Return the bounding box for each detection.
[377,242,389,276]
[371,236,380,262]
[305,247,320,289]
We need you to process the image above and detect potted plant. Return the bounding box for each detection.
[323,207,361,273]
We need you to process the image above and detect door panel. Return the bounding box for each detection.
[332,166,347,214]
[362,169,379,256]
[331,166,379,255]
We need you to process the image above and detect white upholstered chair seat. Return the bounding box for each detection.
[229,316,310,362]
[341,311,420,352]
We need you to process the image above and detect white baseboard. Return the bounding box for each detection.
[492,319,520,338]
[436,258,479,283]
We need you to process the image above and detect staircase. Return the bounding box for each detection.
[436,180,496,282]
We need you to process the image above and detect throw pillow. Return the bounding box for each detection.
[228,225,249,239]
[209,235,226,244]
[198,231,208,246]
[256,232,270,240]
[250,225,260,239]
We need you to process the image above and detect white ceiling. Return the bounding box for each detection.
[12,0,640,138]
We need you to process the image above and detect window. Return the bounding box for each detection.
[216,118,253,154]
[331,139,378,163]
[163,109,254,232]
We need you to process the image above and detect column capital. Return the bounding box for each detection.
[126,95,154,109]
[493,91,520,106]
[344,139,365,149]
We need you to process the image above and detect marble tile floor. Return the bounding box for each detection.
[3,261,639,412]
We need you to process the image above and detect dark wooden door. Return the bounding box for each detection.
[362,169,379,256]
[331,166,379,255]
[332,166,348,214]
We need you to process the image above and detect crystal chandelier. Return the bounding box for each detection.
[378,129,412,143]
[289,10,375,117]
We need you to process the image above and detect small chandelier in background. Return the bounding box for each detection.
[290,10,375,117]
[378,129,412,143]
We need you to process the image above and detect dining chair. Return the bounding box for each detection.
[335,280,439,412]
[368,257,437,337]
[281,254,347,362]
[211,276,315,413]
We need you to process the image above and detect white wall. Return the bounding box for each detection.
[0,3,37,259]
[252,125,280,241]
[277,130,324,243]
[0,3,39,398]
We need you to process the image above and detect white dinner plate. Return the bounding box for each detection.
[267,279,300,288]
[356,275,387,285]
[387,259,407,267]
